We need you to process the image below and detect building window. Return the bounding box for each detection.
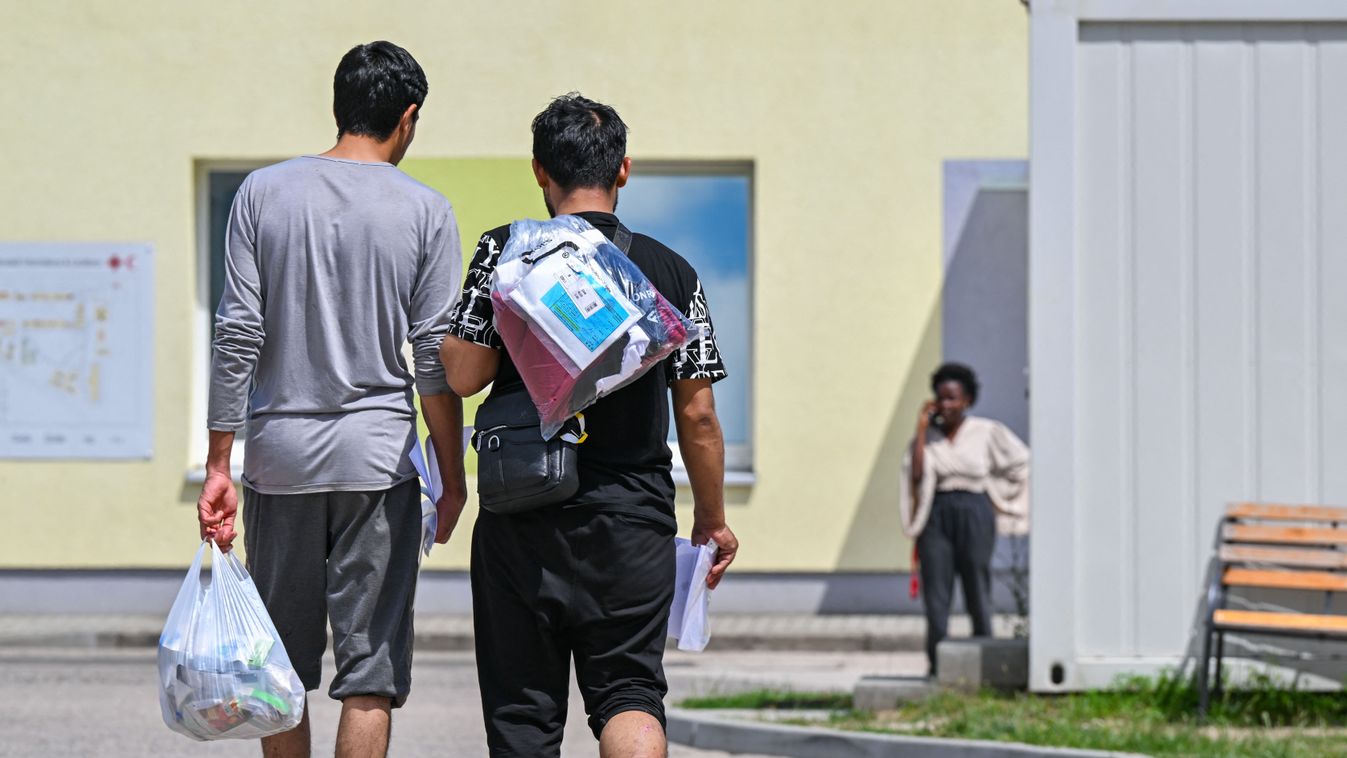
[191,163,272,473]
[618,164,754,477]
[206,171,253,341]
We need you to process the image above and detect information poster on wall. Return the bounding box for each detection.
[0,243,154,458]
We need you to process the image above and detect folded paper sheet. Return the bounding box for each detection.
[408,438,440,559]
[668,538,718,652]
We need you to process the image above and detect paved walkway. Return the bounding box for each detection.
[0,613,1017,652]
[0,613,972,756]
[0,647,925,757]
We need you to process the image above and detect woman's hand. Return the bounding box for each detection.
[910,400,937,520]
[917,400,938,432]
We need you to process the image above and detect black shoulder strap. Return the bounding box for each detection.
[613,223,633,254]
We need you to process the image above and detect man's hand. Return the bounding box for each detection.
[419,391,468,546]
[435,488,468,544]
[691,520,739,590]
[198,473,239,551]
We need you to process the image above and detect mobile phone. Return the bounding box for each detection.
[928,407,943,426]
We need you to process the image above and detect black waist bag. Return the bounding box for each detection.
[472,390,587,515]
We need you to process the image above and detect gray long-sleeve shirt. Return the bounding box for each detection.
[207,155,460,494]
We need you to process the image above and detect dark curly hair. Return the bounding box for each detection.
[931,362,979,405]
[333,41,428,141]
[532,93,628,191]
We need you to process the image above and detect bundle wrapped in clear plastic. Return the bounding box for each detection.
[158,540,305,741]
[492,216,698,437]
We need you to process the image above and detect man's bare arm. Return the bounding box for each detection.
[440,335,500,397]
[672,379,738,589]
[198,430,239,550]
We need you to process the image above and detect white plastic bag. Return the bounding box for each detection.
[158,540,306,741]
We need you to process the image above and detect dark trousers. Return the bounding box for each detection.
[471,507,676,757]
[242,479,422,706]
[917,490,997,674]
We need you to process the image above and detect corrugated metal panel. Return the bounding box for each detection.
[1321,34,1347,500]
[1066,21,1347,668]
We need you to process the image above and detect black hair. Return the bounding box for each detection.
[531,93,628,191]
[932,362,979,405]
[333,41,427,141]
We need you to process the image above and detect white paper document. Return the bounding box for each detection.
[408,428,474,559]
[408,438,441,559]
[668,538,718,652]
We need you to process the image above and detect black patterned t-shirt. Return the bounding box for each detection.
[447,211,727,527]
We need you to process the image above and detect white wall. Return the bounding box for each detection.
[1030,1,1347,690]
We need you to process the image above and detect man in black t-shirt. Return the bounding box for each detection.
[441,93,739,758]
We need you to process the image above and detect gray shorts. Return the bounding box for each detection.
[242,479,421,707]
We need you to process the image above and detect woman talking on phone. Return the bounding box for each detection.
[901,362,1029,676]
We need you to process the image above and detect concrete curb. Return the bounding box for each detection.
[666,709,1147,758]
[407,631,477,652]
[0,629,923,653]
[0,630,163,649]
[0,615,940,652]
[698,633,924,653]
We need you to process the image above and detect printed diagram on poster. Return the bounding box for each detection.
[0,243,154,458]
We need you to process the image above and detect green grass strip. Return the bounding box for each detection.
[687,673,1347,757]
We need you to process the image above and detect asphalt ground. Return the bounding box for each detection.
[0,647,923,757]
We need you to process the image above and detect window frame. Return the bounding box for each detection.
[624,160,756,484]
[188,159,277,480]
[187,158,758,486]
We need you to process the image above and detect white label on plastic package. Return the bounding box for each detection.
[507,253,641,371]
[556,267,604,317]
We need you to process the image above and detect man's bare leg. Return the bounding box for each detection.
[335,695,393,758]
[261,698,310,758]
[599,710,666,758]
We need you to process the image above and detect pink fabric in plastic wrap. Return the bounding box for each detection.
[491,290,580,417]
[492,289,691,433]
[488,216,699,436]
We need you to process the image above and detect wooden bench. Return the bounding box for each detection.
[1199,502,1347,716]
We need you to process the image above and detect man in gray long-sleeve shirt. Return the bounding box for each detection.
[197,41,467,758]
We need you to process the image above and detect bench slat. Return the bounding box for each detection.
[1213,609,1347,635]
[1220,545,1347,569]
[1228,502,1347,523]
[1223,567,1347,592]
[1223,523,1347,547]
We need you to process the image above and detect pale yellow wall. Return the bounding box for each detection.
[0,1,1027,570]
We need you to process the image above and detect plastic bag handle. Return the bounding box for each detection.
[175,540,210,595]
[613,223,633,254]
[188,540,209,580]
[208,539,259,656]
[208,539,253,588]
[158,540,211,648]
